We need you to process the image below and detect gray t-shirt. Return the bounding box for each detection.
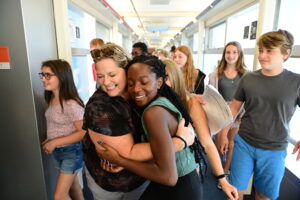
[235,69,300,150]
[218,74,241,101]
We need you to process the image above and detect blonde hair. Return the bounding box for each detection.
[163,60,190,108]
[94,43,129,69]
[175,45,197,92]
[158,49,170,59]
[257,29,294,61]
[217,41,247,77]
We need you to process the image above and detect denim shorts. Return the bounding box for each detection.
[52,142,84,174]
[230,134,287,199]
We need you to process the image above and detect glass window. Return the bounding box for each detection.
[96,22,110,42]
[193,33,199,52]
[283,58,300,142]
[122,35,130,53]
[117,32,123,47]
[244,55,254,71]
[187,35,194,52]
[226,3,259,48]
[207,22,226,48]
[277,0,300,45]
[72,57,90,103]
[284,58,300,177]
[203,54,222,75]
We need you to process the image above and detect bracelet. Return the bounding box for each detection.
[216,174,226,180]
[174,135,187,150]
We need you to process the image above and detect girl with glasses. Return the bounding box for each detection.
[40,59,85,200]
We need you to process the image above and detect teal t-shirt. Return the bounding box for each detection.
[141,97,197,177]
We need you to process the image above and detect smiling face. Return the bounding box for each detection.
[95,58,127,97]
[258,46,289,74]
[225,45,239,65]
[127,63,163,107]
[173,50,188,69]
[41,66,60,93]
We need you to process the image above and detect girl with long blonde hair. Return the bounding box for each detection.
[174,45,206,94]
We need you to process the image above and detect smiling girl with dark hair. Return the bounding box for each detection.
[97,55,206,199]
[40,59,85,200]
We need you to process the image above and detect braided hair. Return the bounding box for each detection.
[127,56,207,180]
[126,55,191,126]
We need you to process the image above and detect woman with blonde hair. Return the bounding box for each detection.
[174,45,206,94]
[163,59,238,200]
[157,49,170,61]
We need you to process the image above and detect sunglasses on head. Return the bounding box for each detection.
[90,46,128,62]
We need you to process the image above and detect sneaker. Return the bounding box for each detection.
[217,172,230,190]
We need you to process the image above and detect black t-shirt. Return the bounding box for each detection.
[193,69,206,94]
[82,89,146,192]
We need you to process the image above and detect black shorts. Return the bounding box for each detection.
[139,169,202,200]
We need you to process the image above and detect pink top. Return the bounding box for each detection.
[45,100,84,140]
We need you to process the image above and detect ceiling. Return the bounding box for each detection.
[105,0,215,48]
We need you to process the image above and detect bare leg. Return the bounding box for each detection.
[255,190,270,200]
[69,174,84,200]
[54,173,77,200]
[224,127,238,173]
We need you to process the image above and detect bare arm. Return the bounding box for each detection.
[42,120,86,154]
[189,97,238,200]
[292,141,300,161]
[96,106,178,186]
[217,99,243,155]
[189,97,224,175]
[90,118,190,162]
[127,118,193,161]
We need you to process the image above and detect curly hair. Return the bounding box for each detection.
[126,55,191,126]
[128,56,207,174]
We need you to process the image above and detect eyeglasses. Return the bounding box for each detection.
[39,72,56,80]
[90,46,128,62]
